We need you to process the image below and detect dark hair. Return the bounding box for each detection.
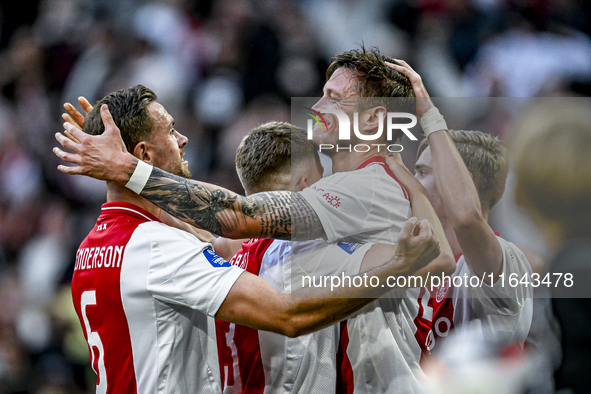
[327,45,415,142]
[83,85,157,152]
[235,121,320,194]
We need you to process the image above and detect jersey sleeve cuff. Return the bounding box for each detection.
[298,189,335,243]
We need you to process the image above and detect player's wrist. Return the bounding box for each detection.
[125,158,153,194]
[419,106,448,138]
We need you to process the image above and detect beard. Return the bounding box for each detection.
[174,148,192,179]
[175,165,192,179]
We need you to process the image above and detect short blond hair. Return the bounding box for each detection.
[417,129,509,213]
[511,98,591,238]
[235,121,320,195]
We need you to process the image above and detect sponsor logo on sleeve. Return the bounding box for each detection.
[311,187,341,208]
[337,242,363,255]
[203,248,232,268]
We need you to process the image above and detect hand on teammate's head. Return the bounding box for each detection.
[53,104,132,183]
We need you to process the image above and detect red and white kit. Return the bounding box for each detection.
[71,202,244,394]
[430,236,534,349]
[216,237,374,393]
[300,156,431,394]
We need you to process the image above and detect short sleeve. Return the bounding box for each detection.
[458,237,534,302]
[451,237,534,344]
[138,223,244,317]
[493,237,535,303]
[299,167,410,244]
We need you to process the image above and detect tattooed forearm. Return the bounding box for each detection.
[247,192,326,240]
[142,168,238,235]
[140,167,326,240]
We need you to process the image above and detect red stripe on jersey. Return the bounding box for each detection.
[429,231,499,344]
[336,321,354,394]
[356,156,409,200]
[413,287,435,361]
[71,202,161,394]
[429,253,464,349]
[216,238,274,393]
[429,292,454,344]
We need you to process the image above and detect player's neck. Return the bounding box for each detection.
[330,149,385,173]
[106,181,162,218]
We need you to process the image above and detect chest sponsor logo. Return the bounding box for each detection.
[204,248,232,268]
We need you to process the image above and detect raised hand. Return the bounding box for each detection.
[62,96,94,132]
[53,104,136,183]
[385,59,434,118]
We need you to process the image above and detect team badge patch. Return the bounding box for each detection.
[203,248,232,267]
[435,281,451,303]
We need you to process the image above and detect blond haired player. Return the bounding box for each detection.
[386,60,533,349]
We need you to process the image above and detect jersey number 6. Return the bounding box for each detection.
[81,290,108,394]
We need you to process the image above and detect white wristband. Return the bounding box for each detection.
[125,160,153,194]
[419,106,448,137]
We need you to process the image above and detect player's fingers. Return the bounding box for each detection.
[385,152,404,165]
[384,60,399,69]
[384,61,408,73]
[399,217,418,239]
[393,58,415,72]
[57,163,86,175]
[60,113,83,141]
[100,104,122,138]
[55,131,82,152]
[385,60,415,76]
[386,60,422,86]
[62,113,84,134]
[64,102,86,128]
[53,146,83,165]
[62,121,87,144]
[413,219,434,237]
[64,128,81,144]
[62,112,77,126]
[78,96,93,114]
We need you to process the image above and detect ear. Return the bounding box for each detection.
[362,106,387,132]
[132,141,153,164]
[294,175,309,192]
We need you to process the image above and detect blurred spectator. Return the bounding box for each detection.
[511,97,591,393]
[463,2,591,97]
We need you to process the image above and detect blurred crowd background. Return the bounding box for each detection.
[0,0,590,393]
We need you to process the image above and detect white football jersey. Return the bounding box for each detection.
[300,156,431,393]
[443,236,534,346]
[299,156,411,245]
[72,202,244,394]
[217,238,374,394]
